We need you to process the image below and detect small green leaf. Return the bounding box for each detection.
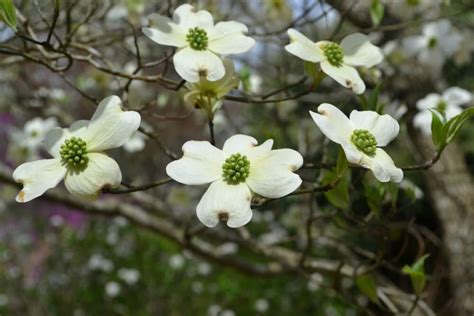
[322,170,350,210]
[239,66,251,92]
[336,148,348,176]
[370,0,384,27]
[402,254,430,295]
[368,83,382,112]
[355,274,379,303]
[0,0,17,31]
[443,107,474,144]
[429,109,445,149]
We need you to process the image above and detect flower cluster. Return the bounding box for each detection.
[15,3,447,230]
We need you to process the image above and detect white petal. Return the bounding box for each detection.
[85,96,141,151]
[13,159,66,202]
[423,20,451,38]
[285,29,325,63]
[413,110,434,135]
[341,142,364,165]
[416,93,442,111]
[418,49,444,71]
[442,87,472,107]
[196,180,252,228]
[363,149,403,183]
[445,106,463,120]
[309,103,352,145]
[173,48,225,82]
[320,61,365,94]
[246,149,303,198]
[340,33,383,68]
[44,120,89,158]
[166,141,225,185]
[142,13,187,48]
[172,4,214,30]
[440,32,462,55]
[349,110,400,146]
[402,36,426,56]
[208,21,255,55]
[222,134,258,155]
[64,153,122,198]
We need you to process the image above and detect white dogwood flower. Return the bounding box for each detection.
[9,117,58,160]
[183,59,239,113]
[402,20,463,72]
[414,87,472,135]
[166,134,303,228]
[13,96,141,202]
[285,29,383,94]
[310,103,403,183]
[142,4,255,82]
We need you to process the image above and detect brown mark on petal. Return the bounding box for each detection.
[18,191,25,202]
[198,68,208,78]
[218,212,229,222]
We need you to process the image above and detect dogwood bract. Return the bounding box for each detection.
[285,29,383,94]
[414,87,472,135]
[142,4,255,83]
[166,135,303,228]
[402,20,463,73]
[13,96,141,202]
[310,103,403,183]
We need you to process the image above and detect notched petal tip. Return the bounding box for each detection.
[16,191,26,203]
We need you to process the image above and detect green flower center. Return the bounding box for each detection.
[60,136,89,170]
[428,37,437,49]
[351,129,377,157]
[323,42,344,67]
[222,153,250,185]
[186,27,208,51]
[436,100,447,113]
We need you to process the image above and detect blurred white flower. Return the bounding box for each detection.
[118,268,140,285]
[10,117,58,160]
[285,30,383,94]
[13,96,140,202]
[123,131,146,153]
[255,298,269,313]
[221,310,235,316]
[88,254,113,272]
[105,281,121,298]
[208,304,221,316]
[197,262,212,276]
[169,254,185,270]
[49,215,64,227]
[142,4,255,82]
[310,103,403,183]
[166,134,303,228]
[215,242,239,256]
[402,20,463,73]
[413,87,472,135]
[386,0,442,19]
[307,273,324,292]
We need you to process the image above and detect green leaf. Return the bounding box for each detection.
[336,148,348,176]
[0,0,17,31]
[304,61,317,78]
[355,274,379,303]
[429,109,445,149]
[402,254,430,295]
[322,170,350,210]
[443,107,474,144]
[363,180,385,217]
[370,0,384,27]
[368,83,382,112]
